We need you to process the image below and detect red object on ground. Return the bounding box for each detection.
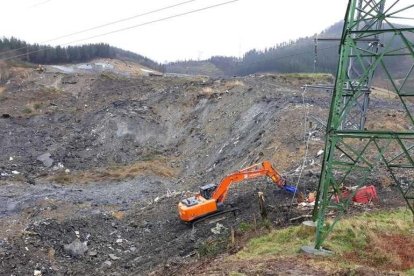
[334,185,378,203]
[352,185,378,203]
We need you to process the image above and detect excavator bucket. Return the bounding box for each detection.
[284,185,297,194]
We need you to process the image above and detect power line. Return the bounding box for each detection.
[69,0,240,47]
[29,0,53,9]
[1,0,240,62]
[1,0,198,56]
[289,86,311,208]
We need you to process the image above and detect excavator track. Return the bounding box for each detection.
[190,207,239,228]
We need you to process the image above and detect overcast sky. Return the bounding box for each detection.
[0,0,354,62]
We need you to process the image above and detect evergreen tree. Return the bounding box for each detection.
[0,37,163,72]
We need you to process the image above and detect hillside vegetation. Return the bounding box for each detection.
[166,21,414,81]
[158,209,414,275]
[165,22,341,76]
[0,37,164,72]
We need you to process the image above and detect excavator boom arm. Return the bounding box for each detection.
[212,161,285,204]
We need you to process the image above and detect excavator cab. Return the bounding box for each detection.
[180,184,217,207]
[199,183,217,199]
[178,184,219,221]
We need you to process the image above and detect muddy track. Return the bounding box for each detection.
[0,174,404,275]
[0,176,171,218]
[0,179,311,275]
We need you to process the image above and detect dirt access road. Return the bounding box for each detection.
[0,62,408,275]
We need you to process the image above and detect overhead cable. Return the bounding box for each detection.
[1,0,198,56]
[1,0,240,61]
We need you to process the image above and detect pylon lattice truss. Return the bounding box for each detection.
[313,0,414,249]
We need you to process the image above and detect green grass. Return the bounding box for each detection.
[198,236,228,257]
[236,208,413,272]
[40,84,63,94]
[404,268,414,276]
[229,272,246,276]
[100,72,127,81]
[33,103,42,110]
[325,209,413,253]
[281,73,334,81]
[237,224,310,259]
[22,107,32,114]
[52,173,72,184]
[238,222,252,233]
[7,60,36,69]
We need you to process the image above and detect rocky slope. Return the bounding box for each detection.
[0,62,408,275]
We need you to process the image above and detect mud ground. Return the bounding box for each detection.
[0,63,409,275]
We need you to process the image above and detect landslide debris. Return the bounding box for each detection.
[0,63,408,275]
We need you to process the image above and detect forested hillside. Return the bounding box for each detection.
[166,22,342,77]
[166,21,413,79]
[0,37,164,72]
[2,21,412,78]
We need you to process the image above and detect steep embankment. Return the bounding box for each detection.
[0,64,334,189]
[0,62,410,275]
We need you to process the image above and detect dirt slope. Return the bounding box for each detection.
[0,68,333,187]
[0,63,409,275]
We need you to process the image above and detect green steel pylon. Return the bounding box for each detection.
[313,0,414,249]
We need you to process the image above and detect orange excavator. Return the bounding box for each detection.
[178,161,297,222]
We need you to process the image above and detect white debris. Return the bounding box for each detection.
[75,231,80,238]
[34,270,42,276]
[109,254,120,260]
[63,239,88,257]
[299,201,315,207]
[65,168,70,173]
[11,170,20,175]
[316,149,324,157]
[1,172,9,177]
[9,156,13,161]
[103,260,112,267]
[211,223,227,235]
[51,65,74,73]
[116,239,123,243]
[37,152,53,168]
[52,162,65,171]
[153,197,160,203]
